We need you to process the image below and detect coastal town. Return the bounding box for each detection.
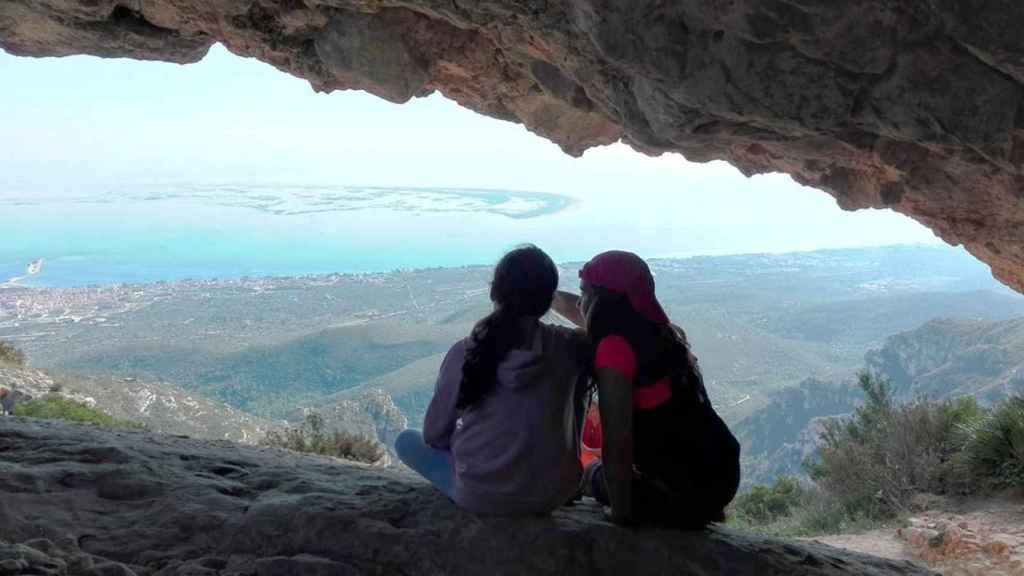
[0,271,421,332]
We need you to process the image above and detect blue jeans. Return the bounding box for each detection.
[394,429,455,500]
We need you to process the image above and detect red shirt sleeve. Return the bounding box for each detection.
[594,334,637,380]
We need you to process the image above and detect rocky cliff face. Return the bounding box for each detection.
[294,387,408,450]
[0,367,105,412]
[0,365,414,451]
[0,366,282,442]
[0,417,934,576]
[0,366,59,400]
[866,316,1024,403]
[735,378,862,486]
[1,1,1023,291]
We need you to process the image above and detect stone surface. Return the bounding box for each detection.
[1,1,1023,291]
[810,497,1024,575]
[0,417,933,575]
[897,508,1024,575]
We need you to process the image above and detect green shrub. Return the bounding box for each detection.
[808,372,982,519]
[262,412,385,465]
[733,476,806,523]
[729,483,879,538]
[959,396,1024,489]
[0,340,26,367]
[734,374,998,537]
[14,395,143,429]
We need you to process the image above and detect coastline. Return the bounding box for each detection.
[0,243,980,293]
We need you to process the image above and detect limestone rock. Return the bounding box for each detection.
[0,417,933,575]
[0,541,69,576]
[294,387,408,451]
[253,555,358,576]
[0,367,94,416]
[0,367,58,400]
[0,2,1023,292]
[898,512,1024,575]
[0,367,280,444]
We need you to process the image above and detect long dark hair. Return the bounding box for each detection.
[587,288,705,401]
[457,245,558,410]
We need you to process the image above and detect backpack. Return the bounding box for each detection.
[581,328,741,522]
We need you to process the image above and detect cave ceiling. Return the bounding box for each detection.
[2,1,1022,290]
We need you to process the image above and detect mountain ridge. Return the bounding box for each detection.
[737,316,1024,486]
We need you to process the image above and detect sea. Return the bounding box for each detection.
[2,182,946,288]
[1,184,583,287]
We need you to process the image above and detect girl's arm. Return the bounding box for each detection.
[423,341,465,448]
[596,367,635,524]
[551,290,585,328]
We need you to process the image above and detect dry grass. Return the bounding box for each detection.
[0,340,26,367]
[261,412,385,464]
[15,395,144,430]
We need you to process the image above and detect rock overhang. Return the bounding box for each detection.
[1,1,1022,290]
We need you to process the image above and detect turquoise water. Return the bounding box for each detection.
[1,181,945,288]
[0,183,600,287]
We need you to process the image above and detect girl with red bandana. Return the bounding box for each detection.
[553,250,740,527]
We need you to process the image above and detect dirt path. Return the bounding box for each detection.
[804,496,1024,575]
[806,530,915,564]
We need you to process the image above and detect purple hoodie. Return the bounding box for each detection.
[422,321,587,515]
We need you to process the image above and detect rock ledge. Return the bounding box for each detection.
[0,417,932,575]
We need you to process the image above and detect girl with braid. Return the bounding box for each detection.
[395,245,588,515]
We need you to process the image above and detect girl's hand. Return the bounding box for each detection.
[551,290,585,328]
[603,505,633,525]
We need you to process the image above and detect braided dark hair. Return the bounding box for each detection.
[457,245,558,410]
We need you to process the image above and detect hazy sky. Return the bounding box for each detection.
[0,43,942,257]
